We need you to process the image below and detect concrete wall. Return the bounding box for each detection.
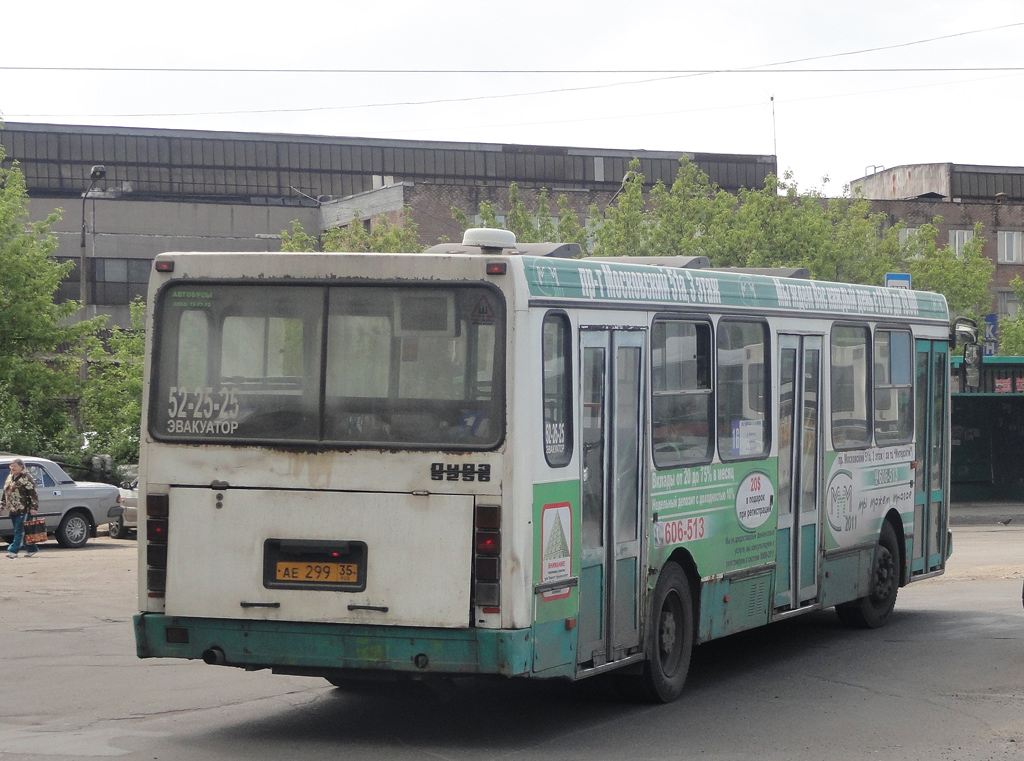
[27,197,317,325]
[851,164,952,200]
[320,184,409,231]
[320,182,614,250]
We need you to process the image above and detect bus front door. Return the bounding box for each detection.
[912,339,948,575]
[578,328,644,669]
[775,334,823,610]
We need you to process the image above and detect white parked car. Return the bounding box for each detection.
[0,455,122,549]
[110,478,138,539]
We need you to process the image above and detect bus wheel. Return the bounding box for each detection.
[638,563,694,703]
[836,521,899,629]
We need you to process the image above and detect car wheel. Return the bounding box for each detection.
[57,510,91,549]
[109,516,127,540]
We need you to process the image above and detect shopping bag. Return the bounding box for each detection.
[24,517,47,545]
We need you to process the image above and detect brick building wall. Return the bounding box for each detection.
[870,198,1024,313]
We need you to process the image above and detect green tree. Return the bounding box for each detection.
[452,187,588,250]
[586,157,993,318]
[905,220,993,325]
[279,219,320,252]
[997,275,1024,355]
[505,183,537,242]
[589,161,651,256]
[556,194,588,251]
[646,158,724,258]
[536,189,557,244]
[79,299,145,467]
[0,143,103,455]
[281,208,422,253]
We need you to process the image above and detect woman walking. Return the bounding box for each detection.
[2,458,40,558]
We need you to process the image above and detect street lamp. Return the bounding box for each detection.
[79,165,107,315]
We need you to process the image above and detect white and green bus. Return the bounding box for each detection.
[133,230,975,702]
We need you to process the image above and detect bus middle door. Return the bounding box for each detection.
[578,327,644,669]
[775,334,823,611]
[912,339,949,575]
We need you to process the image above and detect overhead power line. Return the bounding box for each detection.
[3,66,1024,75]
[4,21,1022,120]
[3,20,1024,76]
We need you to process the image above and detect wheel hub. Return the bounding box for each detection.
[871,549,895,601]
[659,609,677,656]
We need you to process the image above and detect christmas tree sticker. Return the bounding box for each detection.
[542,503,572,600]
[544,511,570,560]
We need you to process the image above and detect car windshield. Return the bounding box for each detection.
[150,283,505,450]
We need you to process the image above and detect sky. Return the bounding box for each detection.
[2,0,1023,194]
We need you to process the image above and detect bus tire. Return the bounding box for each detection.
[638,562,694,703]
[836,521,899,629]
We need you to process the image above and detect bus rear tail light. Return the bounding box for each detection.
[474,504,501,612]
[146,493,169,598]
[475,531,500,555]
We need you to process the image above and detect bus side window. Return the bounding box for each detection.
[874,329,913,445]
[831,325,871,449]
[717,320,769,460]
[651,319,713,468]
[542,312,573,467]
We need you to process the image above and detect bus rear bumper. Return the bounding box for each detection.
[134,614,533,678]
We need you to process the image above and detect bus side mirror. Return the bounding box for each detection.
[963,342,981,389]
[950,317,981,390]
[951,317,979,347]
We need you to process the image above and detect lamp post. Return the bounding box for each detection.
[79,165,107,316]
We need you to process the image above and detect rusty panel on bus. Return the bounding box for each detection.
[162,487,474,628]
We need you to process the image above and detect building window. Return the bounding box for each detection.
[998,231,1024,264]
[998,291,1020,319]
[651,319,713,468]
[949,229,974,257]
[898,226,919,245]
[54,257,81,303]
[474,214,507,227]
[94,258,151,306]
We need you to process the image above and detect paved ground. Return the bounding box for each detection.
[951,500,1024,527]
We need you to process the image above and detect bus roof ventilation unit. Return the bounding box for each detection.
[422,228,582,258]
[705,266,811,279]
[581,255,711,269]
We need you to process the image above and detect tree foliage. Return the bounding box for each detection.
[996,275,1024,355]
[583,157,991,323]
[79,299,145,467]
[282,208,422,253]
[451,183,589,251]
[0,143,104,455]
[903,220,993,326]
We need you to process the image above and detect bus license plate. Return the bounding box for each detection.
[275,561,358,584]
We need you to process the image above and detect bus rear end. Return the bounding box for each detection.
[134,250,527,682]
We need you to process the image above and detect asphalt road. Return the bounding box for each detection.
[0,524,1021,761]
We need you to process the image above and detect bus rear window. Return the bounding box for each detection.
[151,284,505,449]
